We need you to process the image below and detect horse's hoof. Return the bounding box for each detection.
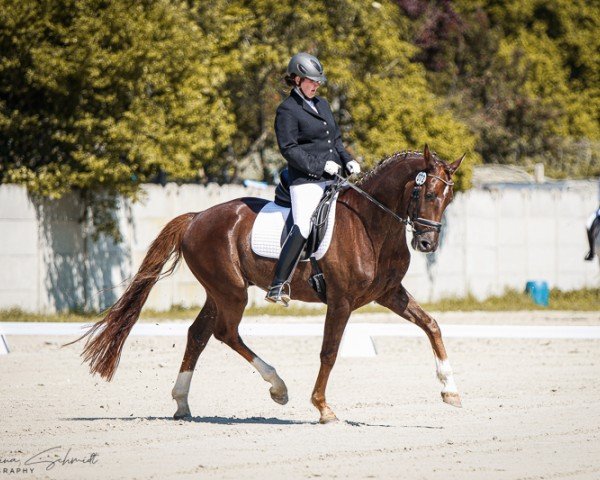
[441,392,462,408]
[270,389,289,405]
[319,413,339,424]
[173,410,192,420]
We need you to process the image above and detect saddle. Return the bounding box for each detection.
[274,169,337,260]
[251,169,341,302]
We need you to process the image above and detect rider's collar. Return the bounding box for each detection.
[294,87,316,104]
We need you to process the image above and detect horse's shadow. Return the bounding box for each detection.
[63,415,315,425]
[62,415,439,428]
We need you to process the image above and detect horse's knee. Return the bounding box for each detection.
[414,316,441,337]
[428,319,441,335]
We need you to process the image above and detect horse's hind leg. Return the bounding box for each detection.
[379,287,462,408]
[212,292,288,405]
[172,297,217,419]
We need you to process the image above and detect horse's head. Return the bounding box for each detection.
[408,145,464,253]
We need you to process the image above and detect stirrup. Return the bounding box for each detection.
[265,283,291,307]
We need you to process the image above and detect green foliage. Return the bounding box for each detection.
[1,0,597,240]
[321,1,477,190]
[187,0,477,188]
[0,0,234,235]
[408,0,600,178]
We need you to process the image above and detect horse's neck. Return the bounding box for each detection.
[361,155,425,219]
[347,155,426,246]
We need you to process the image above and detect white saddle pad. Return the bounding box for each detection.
[251,196,338,261]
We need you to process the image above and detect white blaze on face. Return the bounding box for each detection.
[443,184,450,197]
[434,357,458,394]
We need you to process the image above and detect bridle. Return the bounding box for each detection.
[409,172,454,235]
[334,171,453,234]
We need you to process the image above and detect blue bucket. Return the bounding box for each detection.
[525,280,549,307]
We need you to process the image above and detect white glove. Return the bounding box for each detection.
[324,160,340,176]
[346,160,361,175]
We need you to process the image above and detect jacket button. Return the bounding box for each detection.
[326,131,329,134]
[327,140,331,143]
[323,121,327,125]
[329,149,333,152]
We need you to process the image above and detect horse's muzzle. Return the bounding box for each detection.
[411,232,438,253]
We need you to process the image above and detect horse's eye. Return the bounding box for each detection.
[425,192,435,200]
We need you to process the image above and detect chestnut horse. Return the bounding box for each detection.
[76,146,464,423]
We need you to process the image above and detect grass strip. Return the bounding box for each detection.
[0,288,597,323]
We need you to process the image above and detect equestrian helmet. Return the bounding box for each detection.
[286,52,327,83]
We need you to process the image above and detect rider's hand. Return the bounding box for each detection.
[324,160,340,176]
[346,160,361,175]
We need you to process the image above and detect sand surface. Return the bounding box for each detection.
[1,311,599,479]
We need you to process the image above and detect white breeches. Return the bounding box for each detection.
[290,180,333,238]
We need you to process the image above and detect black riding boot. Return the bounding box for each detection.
[585,227,595,261]
[265,225,307,306]
[585,215,600,261]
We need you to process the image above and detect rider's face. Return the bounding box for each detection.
[297,77,321,98]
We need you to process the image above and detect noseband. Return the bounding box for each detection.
[335,171,453,234]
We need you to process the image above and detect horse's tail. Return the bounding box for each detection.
[70,212,196,381]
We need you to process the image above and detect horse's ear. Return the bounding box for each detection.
[423,144,435,169]
[448,153,465,175]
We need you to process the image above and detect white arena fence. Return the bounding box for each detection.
[0,180,598,314]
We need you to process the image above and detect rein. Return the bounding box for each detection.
[335,172,453,233]
[334,173,409,225]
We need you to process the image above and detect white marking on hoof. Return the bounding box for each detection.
[441,392,463,408]
[319,407,339,424]
[252,357,288,405]
[172,371,193,418]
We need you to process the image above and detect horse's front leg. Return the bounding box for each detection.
[378,286,462,408]
[311,301,351,423]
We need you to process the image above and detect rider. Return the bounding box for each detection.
[265,52,361,305]
[585,204,600,261]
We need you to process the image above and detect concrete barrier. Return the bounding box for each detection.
[0,180,597,313]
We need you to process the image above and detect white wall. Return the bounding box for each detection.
[403,183,599,301]
[0,181,597,313]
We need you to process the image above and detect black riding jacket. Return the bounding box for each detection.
[274,89,353,185]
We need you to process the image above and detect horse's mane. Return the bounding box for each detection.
[356,150,442,187]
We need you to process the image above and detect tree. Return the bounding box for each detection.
[400,0,600,178]
[0,0,235,237]
[191,0,478,189]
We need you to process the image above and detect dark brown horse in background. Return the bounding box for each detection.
[75,145,464,423]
